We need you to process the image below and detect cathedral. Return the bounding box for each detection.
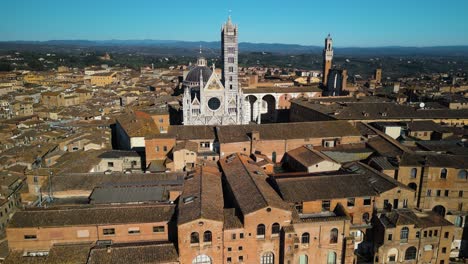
[182,16,246,125]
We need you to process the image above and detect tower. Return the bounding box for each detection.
[323,34,333,86]
[374,68,382,84]
[221,15,239,93]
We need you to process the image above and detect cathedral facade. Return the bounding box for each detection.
[182,16,246,125]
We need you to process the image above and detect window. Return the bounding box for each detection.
[444,232,449,238]
[388,255,396,262]
[423,231,427,237]
[232,233,236,240]
[444,190,449,197]
[228,247,232,252]
[272,223,280,235]
[192,254,211,264]
[442,247,447,253]
[228,57,234,63]
[229,67,234,73]
[434,230,438,236]
[227,257,232,263]
[163,146,167,152]
[455,216,463,227]
[156,146,160,152]
[440,168,447,179]
[322,200,331,211]
[410,168,417,178]
[347,198,355,207]
[128,227,140,234]
[260,252,274,264]
[238,246,243,251]
[427,189,432,196]
[330,228,338,244]
[203,231,212,243]
[107,162,114,167]
[33,176,38,183]
[239,256,243,262]
[103,228,115,236]
[363,197,371,206]
[400,227,409,241]
[299,255,308,264]
[436,190,441,197]
[301,233,310,244]
[257,224,265,238]
[153,226,165,233]
[239,233,244,239]
[458,170,467,179]
[388,234,393,241]
[459,191,464,197]
[403,199,408,208]
[190,232,199,244]
[229,76,233,81]
[429,230,433,237]
[416,231,420,238]
[227,47,235,53]
[362,213,370,223]
[24,235,37,240]
[327,252,337,264]
[405,247,417,260]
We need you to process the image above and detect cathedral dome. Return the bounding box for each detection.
[185,65,213,83]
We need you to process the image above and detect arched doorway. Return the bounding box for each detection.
[261,94,276,123]
[433,205,446,217]
[192,254,212,264]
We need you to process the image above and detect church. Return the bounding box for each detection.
[182,16,246,125]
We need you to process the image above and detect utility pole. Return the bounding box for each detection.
[48,171,53,202]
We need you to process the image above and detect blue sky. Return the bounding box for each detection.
[1,0,467,47]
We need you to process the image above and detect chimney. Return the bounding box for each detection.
[250,131,260,154]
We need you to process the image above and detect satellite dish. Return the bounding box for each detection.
[419,102,425,108]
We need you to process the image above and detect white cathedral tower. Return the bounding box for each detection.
[182,16,245,126]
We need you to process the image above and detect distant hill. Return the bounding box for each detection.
[1,40,468,56]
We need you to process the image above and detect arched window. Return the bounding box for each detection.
[301,232,310,244]
[327,251,336,264]
[203,231,212,243]
[408,182,417,191]
[458,170,467,180]
[271,223,280,235]
[190,232,199,244]
[362,213,370,223]
[440,168,447,179]
[299,255,308,264]
[405,246,417,260]
[400,227,409,240]
[260,252,274,264]
[330,228,338,244]
[410,168,417,178]
[192,254,212,264]
[433,205,446,217]
[257,224,265,238]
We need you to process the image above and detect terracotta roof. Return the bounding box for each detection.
[4,243,92,264]
[8,205,175,228]
[216,121,361,143]
[286,146,338,166]
[399,152,468,168]
[379,209,453,228]
[223,208,243,229]
[274,162,411,202]
[220,154,289,215]
[177,165,224,225]
[88,242,178,264]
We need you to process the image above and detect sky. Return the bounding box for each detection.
[1,0,467,47]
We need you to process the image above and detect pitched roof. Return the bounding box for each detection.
[220,154,289,215]
[400,152,468,168]
[274,162,411,202]
[88,242,178,264]
[4,243,92,264]
[286,146,339,166]
[98,150,140,159]
[379,209,453,228]
[216,121,361,143]
[8,205,175,228]
[177,165,224,225]
[89,186,168,204]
